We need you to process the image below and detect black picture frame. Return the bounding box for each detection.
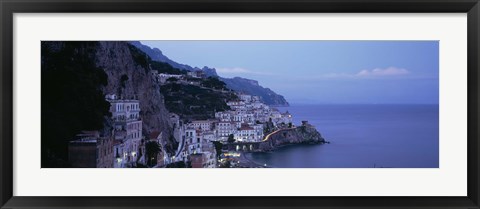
[1,0,479,208]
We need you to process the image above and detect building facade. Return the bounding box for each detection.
[106,94,144,168]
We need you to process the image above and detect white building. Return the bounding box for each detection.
[239,93,252,103]
[215,111,233,122]
[184,129,201,156]
[189,120,216,131]
[234,124,260,142]
[106,94,143,167]
[216,121,236,140]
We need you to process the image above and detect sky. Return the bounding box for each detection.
[141,41,439,104]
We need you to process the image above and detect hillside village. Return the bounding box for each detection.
[68,69,294,168]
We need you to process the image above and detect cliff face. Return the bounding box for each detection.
[43,41,178,156]
[260,124,325,151]
[94,42,177,155]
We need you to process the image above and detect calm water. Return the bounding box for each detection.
[247,104,439,168]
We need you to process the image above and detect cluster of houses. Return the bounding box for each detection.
[214,94,293,142]
[67,82,293,168]
[167,92,293,167]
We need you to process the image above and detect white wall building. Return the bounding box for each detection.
[215,121,236,140]
[106,94,143,167]
[189,120,215,131]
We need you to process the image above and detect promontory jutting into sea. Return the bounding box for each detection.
[41,41,439,168]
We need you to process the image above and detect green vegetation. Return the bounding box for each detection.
[160,83,238,120]
[212,141,223,158]
[126,43,238,121]
[145,141,161,167]
[263,120,275,135]
[227,134,235,143]
[128,44,150,69]
[185,76,203,82]
[41,41,111,168]
[150,60,188,75]
[128,44,187,75]
[201,76,227,90]
[166,77,178,82]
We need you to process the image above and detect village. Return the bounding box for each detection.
[67,71,294,168]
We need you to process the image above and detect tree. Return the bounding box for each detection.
[150,60,187,75]
[201,77,227,90]
[167,77,178,82]
[145,141,161,167]
[288,122,293,128]
[227,134,235,143]
[212,141,223,158]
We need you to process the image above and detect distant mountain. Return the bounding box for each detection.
[220,77,289,106]
[129,41,218,77]
[131,41,289,106]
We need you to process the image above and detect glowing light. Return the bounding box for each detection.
[223,152,241,157]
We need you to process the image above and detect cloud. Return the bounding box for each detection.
[316,67,410,79]
[356,67,410,77]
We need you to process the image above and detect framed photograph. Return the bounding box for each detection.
[1,0,479,208]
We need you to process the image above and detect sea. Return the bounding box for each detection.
[246,104,439,168]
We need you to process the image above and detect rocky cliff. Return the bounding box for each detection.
[259,123,325,151]
[97,42,179,155]
[43,41,178,156]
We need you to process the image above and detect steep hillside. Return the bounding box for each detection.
[130,41,289,106]
[160,81,238,120]
[98,42,179,155]
[42,41,179,166]
[220,77,289,106]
